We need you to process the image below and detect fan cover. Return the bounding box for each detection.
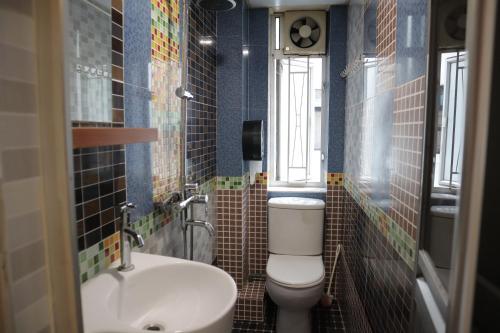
[289,16,321,49]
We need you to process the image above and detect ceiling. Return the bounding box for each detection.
[246,0,348,11]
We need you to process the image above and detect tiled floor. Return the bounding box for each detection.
[232,297,345,333]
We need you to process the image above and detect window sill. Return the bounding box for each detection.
[267,186,327,193]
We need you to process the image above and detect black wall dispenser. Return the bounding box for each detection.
[242,120,263,161]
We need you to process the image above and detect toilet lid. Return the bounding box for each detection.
[266,254,324,288]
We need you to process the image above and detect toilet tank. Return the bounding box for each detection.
[268,197,325,255]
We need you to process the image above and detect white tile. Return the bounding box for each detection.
[0,9,35,51]
[2,177,41,219]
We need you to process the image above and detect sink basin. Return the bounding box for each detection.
[81,252,237,333]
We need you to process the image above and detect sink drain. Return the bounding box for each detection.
[142,323,165,331]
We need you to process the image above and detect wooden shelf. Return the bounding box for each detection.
[72,127,158,148]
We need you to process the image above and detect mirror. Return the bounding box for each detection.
[421,0,467,291]
[68,0,112,123]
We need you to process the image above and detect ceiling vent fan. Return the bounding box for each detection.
[283,11,327,55]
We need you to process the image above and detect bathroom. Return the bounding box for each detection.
[1,0,500,332]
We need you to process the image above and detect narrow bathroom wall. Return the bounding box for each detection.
[74,0,218,283]
[215,0,254,320]
[339,0,428,332]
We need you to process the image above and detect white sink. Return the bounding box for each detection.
[81,252,237,333]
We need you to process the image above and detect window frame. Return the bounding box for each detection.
[435,52,467,190]
[268,13,327,189]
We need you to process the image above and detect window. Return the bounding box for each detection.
[269,15,326,187]
[433,51,467,190]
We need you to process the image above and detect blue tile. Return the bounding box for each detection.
[217,35,243,110]
[124,84,151,128]
[124,0,151,89]
[396,0,428,85]
[126,142,153,219]
[217,107,244,176]
[328,6,347,173]
[249,9,269,46]
[242,0,249,45]
[217,0,243,38]
[248,45,268,110]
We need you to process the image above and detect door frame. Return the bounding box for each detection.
[446,1,498,332]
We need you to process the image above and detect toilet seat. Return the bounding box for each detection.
[266,254,324,289]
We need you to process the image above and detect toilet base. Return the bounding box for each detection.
[266,278,324,333]
[276,308,311,333]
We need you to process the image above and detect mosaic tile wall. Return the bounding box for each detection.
[324,173,345,299]
[67,0,113,123]
[0,1,54,331]
[376,0,397,92]
[216,173,250,289]
[338,250,373,333]
[151,0,180,62]
[77,0,220,278]
[186,3,217,185]
[343,189,414,332]
[389,76,426,240]
[72,0,126,253]
[248,173,268,277]
[73,144,127,251]
[150,58,182,203]
[339,0,429,332]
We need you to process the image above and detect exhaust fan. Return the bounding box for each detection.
[283,11,327,55]
[437,0,467,49]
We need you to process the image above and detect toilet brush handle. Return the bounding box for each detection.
[326,244,342,296]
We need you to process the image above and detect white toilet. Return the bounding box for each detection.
[266,197,325,333]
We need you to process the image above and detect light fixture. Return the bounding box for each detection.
[242,46,249,56]
[199,37,214,46]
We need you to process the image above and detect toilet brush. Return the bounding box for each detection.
[320,244,342,307]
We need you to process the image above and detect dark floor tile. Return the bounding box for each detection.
[232,298,345,333]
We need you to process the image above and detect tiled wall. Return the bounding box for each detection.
[73,144,126,251]
[324,173,345,299]
[216,174,250,289]
[76,0,219,282]
[72,0,126,254]
[67,0,112,122]
[216,0,249,177]
[327,6,347,173]
[0,0,54,331]
[248,173,268,277]
[338,0,428,331]
[186,4,217,185]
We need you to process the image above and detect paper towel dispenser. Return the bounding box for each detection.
[242,120,263,161]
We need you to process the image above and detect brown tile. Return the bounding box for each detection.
[111,0,122,12]
[112,65,123,81]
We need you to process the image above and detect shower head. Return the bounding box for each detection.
[196,0,236,11]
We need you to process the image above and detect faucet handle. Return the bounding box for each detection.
[120,202,136,213]
[184,183,199,193]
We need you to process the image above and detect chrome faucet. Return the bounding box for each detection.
[176,183,214,260]
[177,194,209,211]
[118,203,144,272]
[185,219,215,237]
